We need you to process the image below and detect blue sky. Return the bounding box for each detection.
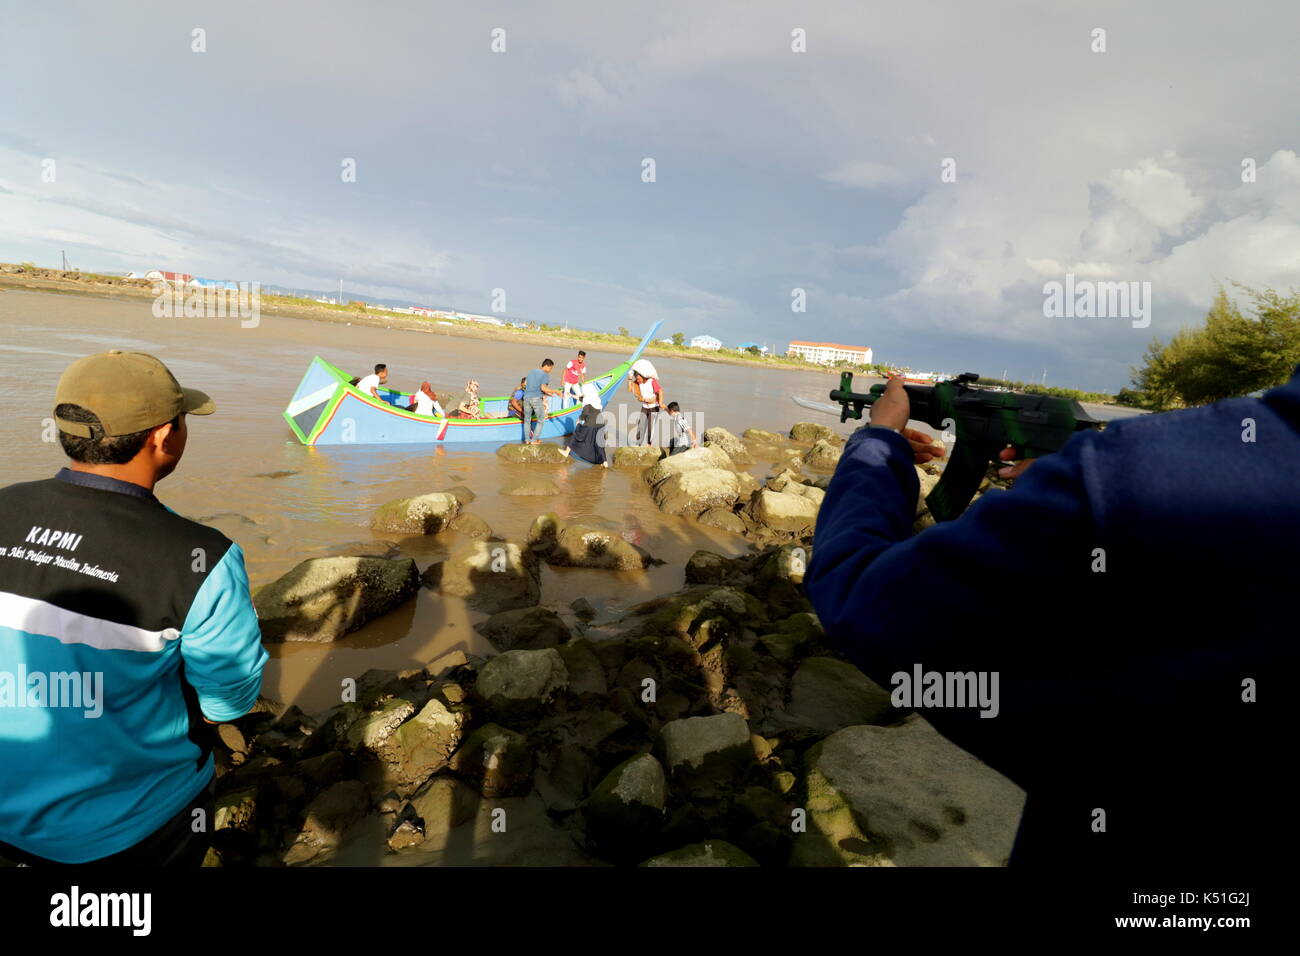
[1,0,1297,391]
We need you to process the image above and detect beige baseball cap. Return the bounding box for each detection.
[54,350,215,438]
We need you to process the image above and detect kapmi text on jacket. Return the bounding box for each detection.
[25,526,83,551]
[891,665,1000,718]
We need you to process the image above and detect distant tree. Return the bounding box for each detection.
[617,326,630,338]
[1127,284,1300,409]
[671,331,685,347]
[745,345,760,355]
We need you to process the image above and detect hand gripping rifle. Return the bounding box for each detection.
[830,372,1102,521]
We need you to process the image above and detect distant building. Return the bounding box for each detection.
[191,277,239,290]
[690,334,723,351]
[787,340,872,365]
[736,341,768,354]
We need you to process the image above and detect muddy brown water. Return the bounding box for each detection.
[0,289,1144,717]
[0,290,870,714]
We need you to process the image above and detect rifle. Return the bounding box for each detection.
[830,372,1102,521]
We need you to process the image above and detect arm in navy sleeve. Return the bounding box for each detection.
[179,542,269,722]
[804,424,1100,780]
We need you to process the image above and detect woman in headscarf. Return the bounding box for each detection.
[446,379,482,418]
[407,382,444,417]
[626,359,662,446]
[560,382,609,466]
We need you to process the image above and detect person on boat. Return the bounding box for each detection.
[507,378,527,420]
[562,350,587,406]
[356,363,388,400]
[522,360,564,444]
[447,379,483,419]
[665,402,698,455]
[560,382,610,467]
[627,360,663,446]
[408,382,444,418]
[0,350,267,865]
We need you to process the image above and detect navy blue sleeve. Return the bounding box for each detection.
[804,425,1100,778]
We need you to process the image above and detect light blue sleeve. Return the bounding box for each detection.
[180,543,269,722]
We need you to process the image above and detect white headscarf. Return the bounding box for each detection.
[629,358,658,381]
[581,382,603,410]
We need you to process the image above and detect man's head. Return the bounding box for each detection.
[375,363,388,382]
[667,401,681,415]
[541,359,554,370]
[576,351,586,359]
[53,350,215,484]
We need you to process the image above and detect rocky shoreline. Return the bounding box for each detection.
[207,424,1025,867]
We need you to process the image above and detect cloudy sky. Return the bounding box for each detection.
[2,0,1296,390]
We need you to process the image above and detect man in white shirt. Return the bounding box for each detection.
[356,364,388,399]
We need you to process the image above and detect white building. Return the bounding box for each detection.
[690,334,723,351]
[787,340,873,365]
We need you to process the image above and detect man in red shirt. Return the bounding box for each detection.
[562,350,586,406]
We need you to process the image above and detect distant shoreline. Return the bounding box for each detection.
[0,265,837,378]
[0,263,1127,406]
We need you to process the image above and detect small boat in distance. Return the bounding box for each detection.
[282,320,662,445]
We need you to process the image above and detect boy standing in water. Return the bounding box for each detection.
[666,402,698,455]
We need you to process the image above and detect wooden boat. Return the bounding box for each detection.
[282,321,662,445]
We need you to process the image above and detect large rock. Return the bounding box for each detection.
[497,443,567,464]
[790,715,1026,866]
[501,477,561,496]
[362,697,468,798]
[702,427,753,465]
[255,556,419,643]
[781,657,894,734]
[423,541,540,613]
[641,840,759,867]
[370,492,460,534]
[742,428,783,444]
[584,754,667,861]
[804,439,843,473]
[643,445,735,486]
[790,422,842,445]
[447,723,535,797]
[475,606,572,651]
[697,507,746,535]
[448,512,493,538]
[283,780,371,865]
[750,489,819,534]
[651,468,740,517]
[402,774,480,844]
[612,445,666,468]
[551,524,654,570]
[659,713,754,787]
[618,585,751,640]
[474,647,569,723]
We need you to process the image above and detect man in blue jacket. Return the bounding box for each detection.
[0,350,268,865]
[805,369,1292,868]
